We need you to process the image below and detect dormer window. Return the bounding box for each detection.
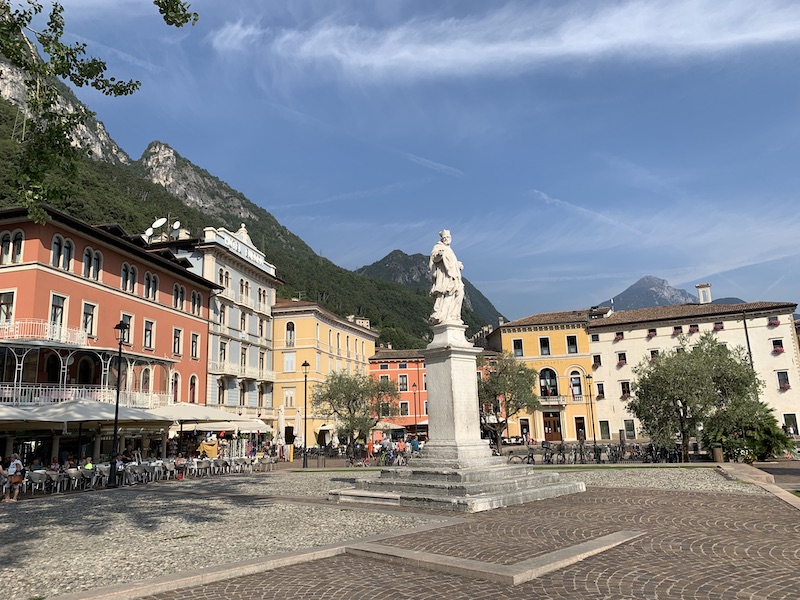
[768,317,780,327]
[713,322,724,331]
[689,324,699,334]
[673,325,683,336]
[646,328,656,338]
[614,332,624,341]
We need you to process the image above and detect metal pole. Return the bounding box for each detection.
[412,383,418,435]
[586,373,598,462]
[302,361,310,468]
[107,320,128,488]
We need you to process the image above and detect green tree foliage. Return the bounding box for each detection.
[478,353,539,452]
[0,0,196,214]
[701,398,793,462]
[311,371,399,457]
[630,333,766,461]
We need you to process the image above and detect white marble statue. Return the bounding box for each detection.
[429,229,465,325]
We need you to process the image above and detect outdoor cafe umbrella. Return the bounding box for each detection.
[294,407,303,446]
[0,404,41,431]
[149,403,254,424]
[23,400,173,429]
[275,406,285,444]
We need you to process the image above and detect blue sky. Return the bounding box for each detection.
[58,0,800,320]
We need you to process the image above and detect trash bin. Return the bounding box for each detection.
[316,455,326,468]
[711,446,724,463]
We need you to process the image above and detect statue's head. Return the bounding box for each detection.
[439,229,451,243]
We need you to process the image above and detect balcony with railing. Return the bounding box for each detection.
[0,383,172,409]
[538,395,567,406]
[0,319,87,345]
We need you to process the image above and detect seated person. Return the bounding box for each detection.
[114,454,136,486]
[121,445,135,463]
[175,453,187,476]
[49,457,60,471]
[83,457,94,470]
[29,458,45,471]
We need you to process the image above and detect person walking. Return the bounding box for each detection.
[3,453,24,502]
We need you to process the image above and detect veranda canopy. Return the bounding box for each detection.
[24,400,173,428]
[172,418,270,434]
[149,403,254,423]
[372,421,406,430]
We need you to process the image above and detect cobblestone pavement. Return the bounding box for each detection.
[142,485,800,600]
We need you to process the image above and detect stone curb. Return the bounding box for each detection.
[52,510,464,600]
[719,462,800,512]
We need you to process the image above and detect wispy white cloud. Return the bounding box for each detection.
[67,34,162,72]
[400,152,463,177]
[265,0,800,83]
[530,188,640,234]
[270,179,422,210]
[210,21,266,53]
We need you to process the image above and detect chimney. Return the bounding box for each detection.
[695,283,712,305]
[498,316,505,326]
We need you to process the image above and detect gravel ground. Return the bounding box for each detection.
[0,467,766,599]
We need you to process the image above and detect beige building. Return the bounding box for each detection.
[271,299,379,446]
[588,290,799,442]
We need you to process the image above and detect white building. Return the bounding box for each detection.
[587,289,799,442]
[166,224,283,424]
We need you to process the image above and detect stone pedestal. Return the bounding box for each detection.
[331,324,584,512]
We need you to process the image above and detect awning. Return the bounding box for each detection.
[23,400,173,428]
[371,421,406,430]
[149,403,254,423]
[174,418,270,434]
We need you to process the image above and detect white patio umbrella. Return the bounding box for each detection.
[294,407,303,446]
[181,418,269,434]
[275,405,285,444]
[25,400,173,428]
[149,403,253,423]
[0,404,41,430]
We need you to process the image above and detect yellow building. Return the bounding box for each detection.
[271,299,379,447]
[488,308,608,443]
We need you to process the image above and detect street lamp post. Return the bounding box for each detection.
[412,382,418,435]
[301,360,310,469]
[107,319,129,488]
[585,373,599,463]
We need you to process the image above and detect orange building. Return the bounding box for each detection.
[0,206,217,409]
[369,349,428,438]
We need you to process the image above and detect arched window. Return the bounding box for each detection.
[569,371,582,398]
[173,284,185,309]
[1,233,11,264]
[128,265,137,293]
[150,274,158,300]
[83,247,93,277]
[172,373,180,403]
[91,251,101,280]
[240,312,246,332]
[218,268,225,286]
[240,278,245,295]
[11,231,22,263]
[61,239,73,270]
[144,273,152,298]
[286,322,295,347]
[121,263,130,291]
[336,332,341,350]
[540,368,559,397]
[189,375,197,403]
[224,271,230,288]
[219,304,226,325]
[141,368,151,393]
[51,235,63,267]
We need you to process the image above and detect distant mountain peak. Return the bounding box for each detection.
[356,250,506,327]
[599,276,746,311]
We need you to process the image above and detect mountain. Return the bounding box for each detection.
[597,276,746,311]
[0,87,489,348]
[356,250,506,327]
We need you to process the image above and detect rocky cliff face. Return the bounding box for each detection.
[138,141,258,221]
[0,59,130,165]
[598,276,699,310]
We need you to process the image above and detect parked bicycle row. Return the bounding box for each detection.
[506,441,685,465]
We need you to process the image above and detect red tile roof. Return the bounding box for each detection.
[587,301,797,329]
[502,307,610,328]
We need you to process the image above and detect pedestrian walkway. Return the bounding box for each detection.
[53,464,800,600]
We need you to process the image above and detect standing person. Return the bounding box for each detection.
[3,453,23,502]
[428,229,464,325]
